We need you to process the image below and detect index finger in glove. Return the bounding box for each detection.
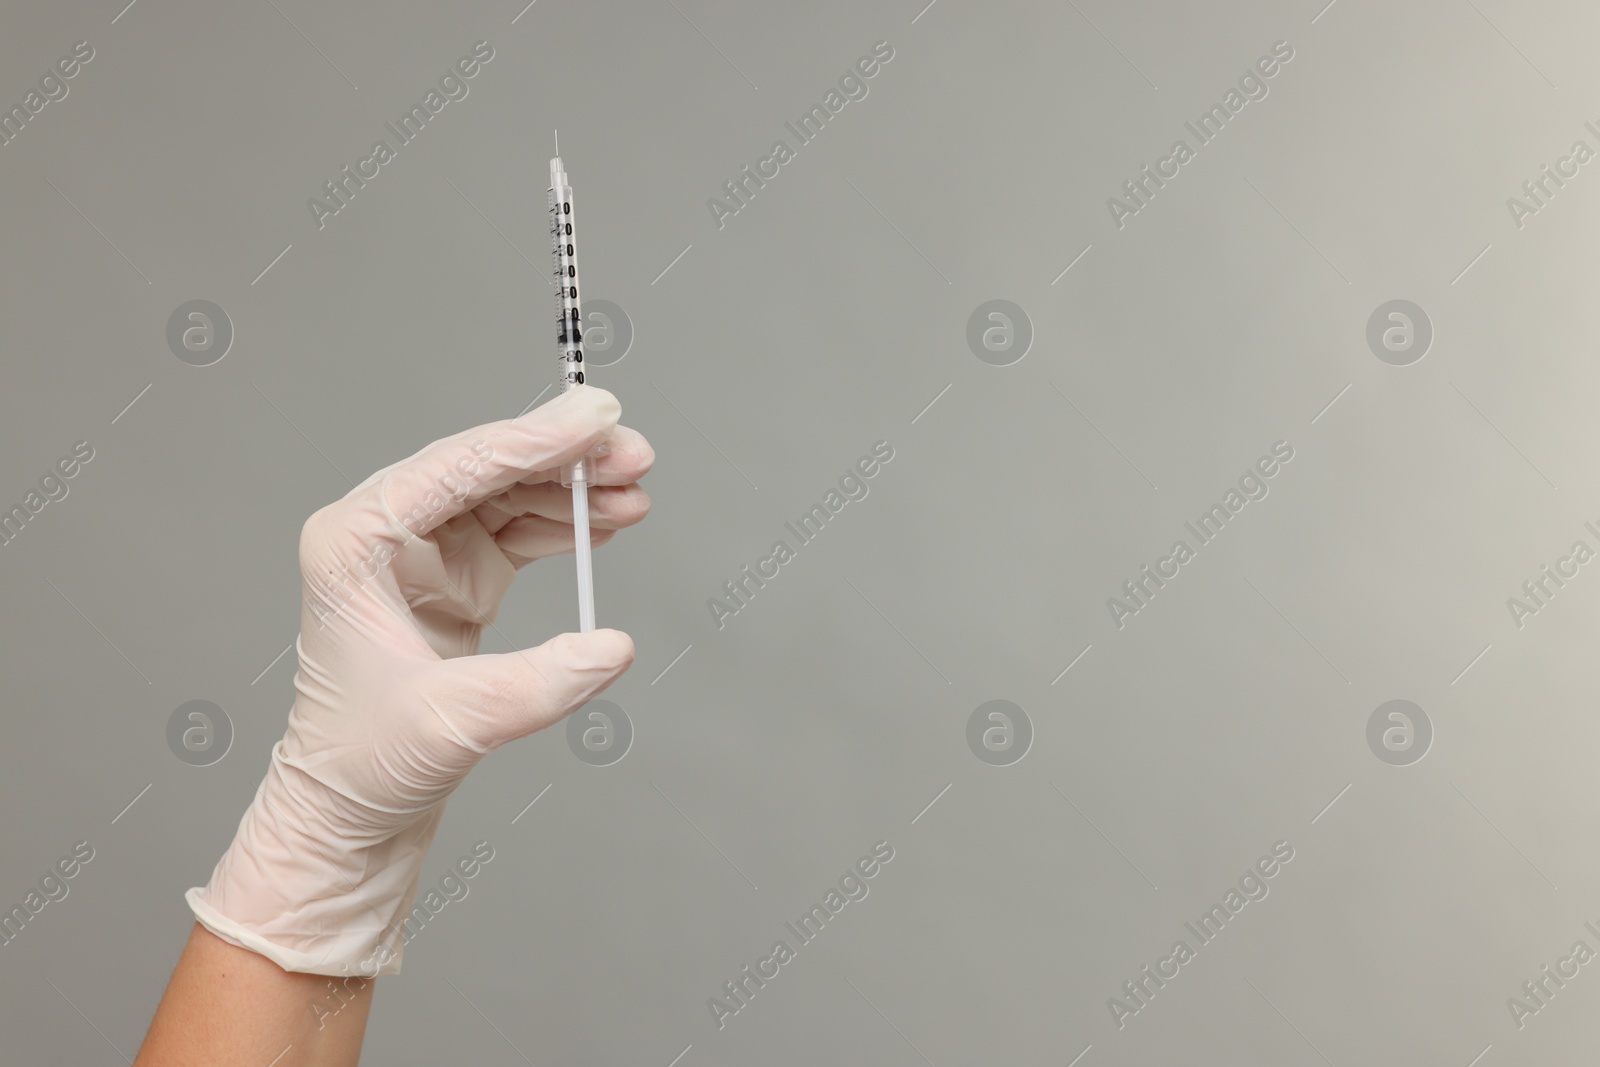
[505,424,655,489]
[365,385,620,542]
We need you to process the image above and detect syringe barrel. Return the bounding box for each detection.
[549,159,584,393]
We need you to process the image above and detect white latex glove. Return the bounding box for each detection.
[187,385,653,976]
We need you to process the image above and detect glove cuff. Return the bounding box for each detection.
[186,741,445,977]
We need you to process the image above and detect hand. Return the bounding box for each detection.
[186,385,653,976]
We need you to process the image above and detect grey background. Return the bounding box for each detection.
[2,0,1597,1063]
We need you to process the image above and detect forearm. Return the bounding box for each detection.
[135,923,374,1067]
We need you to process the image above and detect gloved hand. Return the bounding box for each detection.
[186,385,652,976]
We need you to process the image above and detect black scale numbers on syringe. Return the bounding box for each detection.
[550,153,584,391]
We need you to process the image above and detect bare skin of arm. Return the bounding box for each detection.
[135,924,373,1067]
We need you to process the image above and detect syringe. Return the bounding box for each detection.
[549,148,596,632]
